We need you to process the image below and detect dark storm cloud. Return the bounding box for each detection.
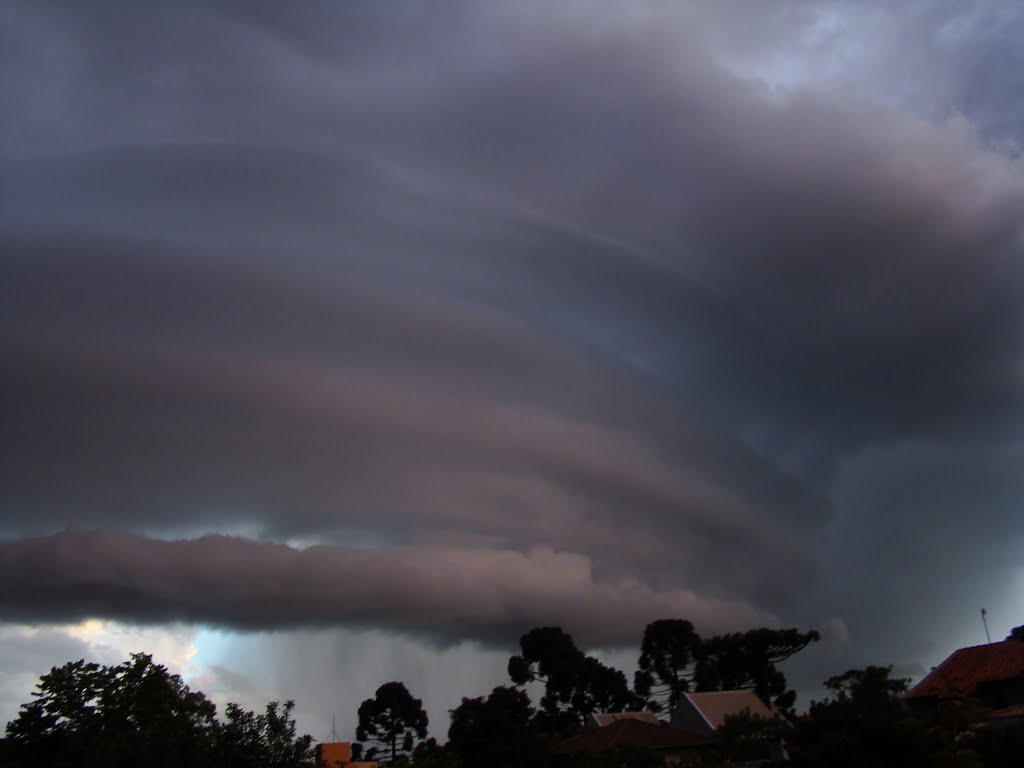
[1,228,821,609]
[0,529,772,645]
[1,0,1023,654]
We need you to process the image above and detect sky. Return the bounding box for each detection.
[1,0,1022,742]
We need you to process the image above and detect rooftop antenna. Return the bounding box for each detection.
[326,715,339,743]
[981,608,992,644]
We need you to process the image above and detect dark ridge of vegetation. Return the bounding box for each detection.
[1,653,315,768]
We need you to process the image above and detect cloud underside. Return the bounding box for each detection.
[0,529,772,645]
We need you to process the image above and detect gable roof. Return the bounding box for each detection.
[552,719,713,754]
[589,711,661,728]
[907,640,1024,700]
[684,690,776,729]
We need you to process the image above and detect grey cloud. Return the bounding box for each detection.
[821,440,1024,640]
[0,529,774,645]
[0,627,96,680]
[832,1,1024,145]
[1,232,821,607]
[6,9,1022,471]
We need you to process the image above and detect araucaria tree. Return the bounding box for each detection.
[694,627,820,712]
[634,619,701,712]
[634,622,820,714]
[508,626,640,733]
[356,681,428,763]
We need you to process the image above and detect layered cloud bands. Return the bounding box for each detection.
[1,1,1023,655]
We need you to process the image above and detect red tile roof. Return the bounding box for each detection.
[989,704,1024,719]
[685,690,777,728]
[907,640,1024,699]
[551,719,713,754]
[590,711,661,727]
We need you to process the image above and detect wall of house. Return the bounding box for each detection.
[977,678,1024,710]
[318,742,352,767]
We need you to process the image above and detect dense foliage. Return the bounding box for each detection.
[0,654,315,768]
[356,681,429,763]
[220,699,315,768]
[508,626,642,733]
[448,686,543,768]
[694,627,820,713]
[634,620,819,713]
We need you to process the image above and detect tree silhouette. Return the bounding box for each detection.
[448,685,541,768]
[220,699,315,768]
[787,666,943,768]
[634,619,701,712]
[694,627,820,713]
[356,681,428,763]
[509,626,639,732]
[2,654,315,768]
[410,736,461,767]
[633,622,819,714]
[4,654,218,768]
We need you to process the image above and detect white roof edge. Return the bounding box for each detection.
[683,691,717,732]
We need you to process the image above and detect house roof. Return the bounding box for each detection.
[684,690,776,729]
[989,704,1024,720]
[590,711,660,727]
[906,640,1024,700]
[551,719,713,754]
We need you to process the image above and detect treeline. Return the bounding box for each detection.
[4,620,1024,767]
[0,654,316,768]
[354,620,818,765]
[359,622,1024,767]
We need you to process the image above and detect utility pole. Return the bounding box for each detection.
[981,608,992,644]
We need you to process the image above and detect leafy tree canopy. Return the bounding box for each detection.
[220,699,315,768]
[2,653,315,768]
[788,666,945,768]
[717,709,788,764]
[448,685,541,768]
[822,665,910,703]
[4,653,219,768]
[356,681,428,763]
[800,664,1023,768]
[409,737,460,768]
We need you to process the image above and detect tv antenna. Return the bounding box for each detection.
[981,608,992,644]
